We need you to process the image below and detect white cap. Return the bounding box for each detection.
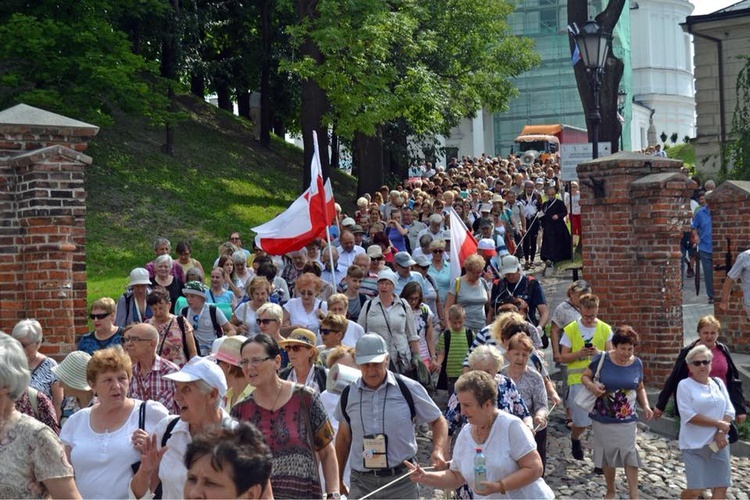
[163,356,228,397]
[500,255,521,275]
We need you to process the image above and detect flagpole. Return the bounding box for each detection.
[312,130,339,292]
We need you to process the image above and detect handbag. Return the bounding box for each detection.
[574,352,607,414]
[130,402,147,474]
[711,377,740,444]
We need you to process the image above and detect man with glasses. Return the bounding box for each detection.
[181,281,235,356]
[124,323,179,412]
[228,232,251,260]
[402,207,425,251]
[558,293,613,461]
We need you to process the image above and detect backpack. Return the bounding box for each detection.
[339,373,416,426]
[181,305,222,339]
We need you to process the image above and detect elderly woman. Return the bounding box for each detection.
[211,336,252,410]
[655,315,746,423]
[317,313,348,365]
[145,237,186,282]
[0,334,80,499]
[231,276,271,336]
[281,249,308,296]
[279,328,327,393]
[255,302,289,368]
[150,254,185,314]
[129,356,234,499]
[12,319,64,421]
[407,370,553,499]
[232,250,253,293]
[444,254,490,332]
[580,326,653,499]
[52,350,96,427]
[282,272,328,336]
[232,334,339,499]
[428,239,451,304]
[60,347,169,499]
[676,344,735,499]
[175,241,204,279]
[445,344,531,437]
[402,282,437,375]
[502,333,550,473]
[78,297,124,354]
[357,269,419,375]
[327,293,366,347]
[146,286,197,367]
[115,268,153,327]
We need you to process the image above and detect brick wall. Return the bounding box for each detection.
[577,152,694,384]
[0,104,98,358]
[707,181,750,352]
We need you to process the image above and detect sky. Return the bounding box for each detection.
[690,0,740,15]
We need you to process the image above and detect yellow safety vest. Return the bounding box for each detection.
[565,320,611,386]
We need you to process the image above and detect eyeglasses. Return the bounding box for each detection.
[286,345,309,352]
[432,249,444,254]
[123,336,149,343]
[320,328,341,336]
[691,359,711,366]
[89,313,110,320]
[372,256,384,261]
[256,318,277,325]
[238,356,272,367]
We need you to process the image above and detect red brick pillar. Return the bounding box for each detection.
[577,153,694,383]
[0,104,98,358]
[707,181,750,353]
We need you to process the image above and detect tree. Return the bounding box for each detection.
[283,0,539,193]
[568,0,625,154]
[0,5,167,125]
[727,56,750,180]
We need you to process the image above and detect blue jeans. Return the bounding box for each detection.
[700,250,714,299]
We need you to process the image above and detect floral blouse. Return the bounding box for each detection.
[15,389,60,435]
[589,353,643,424]
[444,373,529,436]
[149,315,193,367]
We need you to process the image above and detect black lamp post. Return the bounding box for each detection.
[573,20,612,159]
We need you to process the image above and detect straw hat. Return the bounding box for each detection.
[52,351,92,391]
[278,328,318,354]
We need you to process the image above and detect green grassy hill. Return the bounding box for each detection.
[85,94,357,303]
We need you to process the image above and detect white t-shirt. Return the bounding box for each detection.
[451,411,554,499]
[677,377,736,450]
[343,320,365,347]
[60,400,169,499]
[284,298,328,333]
[234,302,261,336]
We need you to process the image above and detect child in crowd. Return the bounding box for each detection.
[436,304,474,393]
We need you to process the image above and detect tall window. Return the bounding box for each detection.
[540,8,557,32]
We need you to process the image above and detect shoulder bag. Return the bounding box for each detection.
[574,352,607,414]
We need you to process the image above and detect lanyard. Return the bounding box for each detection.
[360,383,389,435]
[157,318,174,356]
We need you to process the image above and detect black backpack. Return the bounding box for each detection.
[180,305,222,338]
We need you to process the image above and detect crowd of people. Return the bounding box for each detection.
[0,153,746,500]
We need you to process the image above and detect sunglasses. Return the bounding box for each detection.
[193,314,200,330]
[89,313,110,320]
[432,249,444,254]
[320,328,341,336]
[286,345,309,352]
[372,256,384,261]
[691,360,711,366]
[256,318,277,325]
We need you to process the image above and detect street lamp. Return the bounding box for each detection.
[573,20,612,159]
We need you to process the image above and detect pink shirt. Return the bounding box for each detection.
[709,345,729,384]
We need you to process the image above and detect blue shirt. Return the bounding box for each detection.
[77,328,123,355]
[691,205,712,253]
[588,354,643,424]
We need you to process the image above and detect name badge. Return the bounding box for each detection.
[362,434,388,469]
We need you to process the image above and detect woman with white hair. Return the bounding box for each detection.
[129,357,235,499]
[0,333,81,498]
[677,344,735,499]
[150,254,185,314]
[12,319,64,421]
[232,250,253,294]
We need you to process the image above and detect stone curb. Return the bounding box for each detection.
[640,414,750,457]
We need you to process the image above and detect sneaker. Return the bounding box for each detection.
[593,467,603,475]
[572,438,584,460]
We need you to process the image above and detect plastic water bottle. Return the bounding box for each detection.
[474,447,487,494]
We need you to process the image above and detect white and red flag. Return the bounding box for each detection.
[448,207,478,284]
[253,132,334,254]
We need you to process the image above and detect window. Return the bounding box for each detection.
[540,8,557,32]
